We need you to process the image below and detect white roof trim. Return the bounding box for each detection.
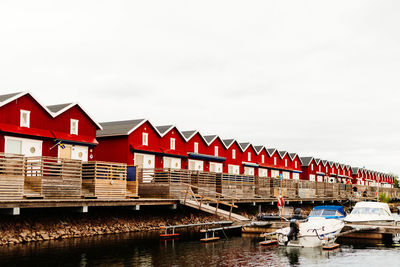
[126,119,163,137]
[157,125,187,139]
[50,102,103,130]
[0,91,54,117]
[204,135,219,146]
[222,139,238,149]
[182,130,208,144]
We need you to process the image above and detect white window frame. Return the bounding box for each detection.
[311,164,314,171]
[232,149,236,159]
[261,155,265,163]
[70,119,79,135]
[285,159,287,167]
[142,132,148,146]
[170,138,175,150]
[274,157,277,165]
[194,142,199,153]
[295,161,297,168]
[214,146,218,156]
[247,152,251,161]
[20,110,30,128]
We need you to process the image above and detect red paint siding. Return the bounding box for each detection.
[95,136,129,164]
[224,141,243,173]
[52,105,97,137]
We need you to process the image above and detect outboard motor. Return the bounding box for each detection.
[285,219,300,245]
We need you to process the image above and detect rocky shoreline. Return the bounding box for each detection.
[0,207,220,246]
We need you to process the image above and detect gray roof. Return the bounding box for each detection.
[204,135,217,144]
[314,158,321,165]
[239,142,250,151]
[254,145,264,153]
[0,92,22,102]
[47,103,73,113]
[289,153,298,160]
[321,160,328,166]
[300,157,313,166]
[222,139,235,148]
[156,125,173,135]
[278,151,287,158]
[351,167,360,175]
[266,148,276,156]
[181,130,196,140]
[97,119,145,137]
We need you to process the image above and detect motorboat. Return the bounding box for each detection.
[344,201,400,224]
[276,206,345,247]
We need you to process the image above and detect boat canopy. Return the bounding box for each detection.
[308,205,345,219]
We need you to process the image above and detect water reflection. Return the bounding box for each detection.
[0,231,399,266]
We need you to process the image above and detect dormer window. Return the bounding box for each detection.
[214,146,218,156]
[70,119,78,135]
[170,138,175,150]
[142,132,148,146]
[20,110,30,128]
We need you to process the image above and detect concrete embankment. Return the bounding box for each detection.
[0,206,220,246]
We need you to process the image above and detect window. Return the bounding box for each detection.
[326,166,328,172]
[285,159,287,167]
[248,152,251,161]
[232,149,236,159]
[142,132,148,146]
[295,161,298,168]
[20,110,30,128]
[194,142,199,153]
[70,119,78,135]
[319,165,321,172]
[5,138,22,154]
[311,164,314,171]
[274,157,277,165]
[261,155,265,163]
[214,146,218,156]
[170,138,175,150]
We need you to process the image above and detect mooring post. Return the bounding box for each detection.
[0,207,20,215]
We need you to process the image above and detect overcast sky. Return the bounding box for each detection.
[1,0,399,176]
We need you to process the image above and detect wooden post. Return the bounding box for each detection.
[183,185,189,205]
[215,194,220,214]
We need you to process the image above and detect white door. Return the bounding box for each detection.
[71,145,88,161]
[244,166,254,176]
[271,170,280,178]
[163,156,181,169]
[5,136,42,157]
[258,168,268,177]
[309,174,316,182]
[135,153,155,182]
[209,162,223,173]
[228,164,240,175]
[188,159,203,171]
[317,175,323,182]
[282,171,290,179]
[292,173,300,180]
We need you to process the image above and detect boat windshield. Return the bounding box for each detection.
[351,207,390,216]
[309,209,343,217]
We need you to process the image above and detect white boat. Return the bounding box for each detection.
[344,201,400,224]
[276,206,345,248]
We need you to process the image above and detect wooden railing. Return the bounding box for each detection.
[181,183,238,219]
[137,168,400,200]
[25,156,82,199]
[0,153,25,200]
[82,161,127,199]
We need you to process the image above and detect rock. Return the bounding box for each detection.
[41,233,50,240]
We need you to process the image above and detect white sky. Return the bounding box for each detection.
[1,0,399,176]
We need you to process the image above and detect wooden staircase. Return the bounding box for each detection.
[180,183,250,222]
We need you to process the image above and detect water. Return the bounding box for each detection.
[0,231,399,267]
